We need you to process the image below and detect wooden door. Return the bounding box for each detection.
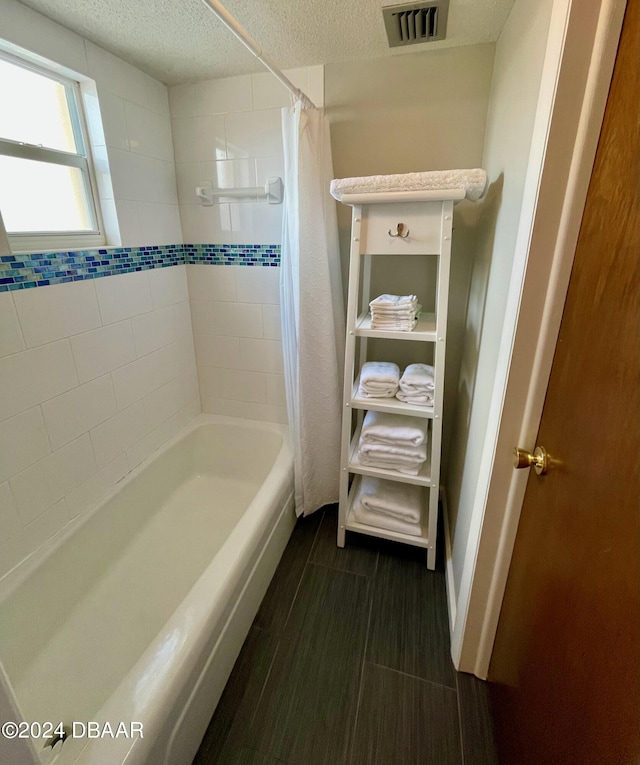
[487,2,640,764]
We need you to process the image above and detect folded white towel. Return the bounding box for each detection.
[399,363,435,393]
[330,169,488,202]
[353,503,422,536]
[370,294,418,310]
[359,451,425,476]
[358,361,399,398]
[352,477,423,536]
[396,390,434,406]
[360,410,427,447]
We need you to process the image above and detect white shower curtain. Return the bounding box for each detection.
[280,101,345,517]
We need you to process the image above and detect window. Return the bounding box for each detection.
[0,52,104,251]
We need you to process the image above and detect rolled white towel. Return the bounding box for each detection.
[352,477,423,536]
[358,361,399,398]
[360,410,427,447]
[399,363,435,393]
[330,169,488,203]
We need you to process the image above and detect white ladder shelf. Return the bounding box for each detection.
[337,189,462,570]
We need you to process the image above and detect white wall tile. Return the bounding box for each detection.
[95,271,152,324]
[92,144,115,200]
[199,366,267,403]
[113,200,141,246]
[41,374,116,449]
[204,158,257,203]
[255,156,285,186]
[229,202,283,244]
[0,482,22,542]
[131,305,177,357]
[251,68,308,110]
[0,341,78,421]
[187,264,236,302]
[238,338,283,374]
[65,454,128,520]
[193,335,241,369]
[173,301,193,340]
[225,109,283,159]
[9,434,96,525]
[85,41,149,107]
[266,373,287,407]
[262,304,281,340]
[148,265,189,309]
[89,399,150,468]
[175,162,206,206]
[306,65,325,108]
[190,300,263,338]
[126,397,199,470]
[243,402,288,424]
[70,320,136,383]
[0,293,25,357]
[97,89,130,150]
[171,115,227,163]
[108,148,158,202]
[144,374,189,429]
[13,281,101,348]
[235,266,280,304]
[201,397,246,418]
[82,89,107,147]
[111,348,165,410]
[169,83,197,118]
[124,102,174,161]
[146,77,170,118]
[193,75,253,115]
[137,202,183,245]
[179,203,234,244]
[156,161,179,205]
[0,0,89,75]
[0,407,51,484]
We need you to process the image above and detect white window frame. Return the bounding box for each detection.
[0,50,106,253]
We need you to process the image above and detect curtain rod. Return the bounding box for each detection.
[199,0,316,109]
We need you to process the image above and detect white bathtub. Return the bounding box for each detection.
[0,414,295,765]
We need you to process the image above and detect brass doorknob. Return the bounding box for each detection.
[513,446,549,475]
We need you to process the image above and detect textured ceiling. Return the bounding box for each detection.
[17,0,515,84]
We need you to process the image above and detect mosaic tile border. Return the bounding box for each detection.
[0,243,281,291]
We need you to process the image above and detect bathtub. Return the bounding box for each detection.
[0,414,295,765]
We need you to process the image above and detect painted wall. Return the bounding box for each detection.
[170,67,323,423]
[446,0,555,596]
[0,1,199,581]
[324,44,496,473]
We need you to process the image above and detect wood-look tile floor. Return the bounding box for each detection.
[193,506,498,765]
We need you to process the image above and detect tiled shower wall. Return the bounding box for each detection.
[0,0,197,580]
[0,266,199,580]
[170,67,324,423]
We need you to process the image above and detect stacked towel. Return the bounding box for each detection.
[396,363,435,406]
[370,294,419,331]
[358,410,428,475]
[352,477,422,536]
[357,361,400,398]
[330,168,488,202]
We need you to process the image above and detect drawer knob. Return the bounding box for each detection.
[388,222,410,239]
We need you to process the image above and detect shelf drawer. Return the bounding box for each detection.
[360,201,449,255]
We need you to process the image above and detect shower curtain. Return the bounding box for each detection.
[280,101,345,517]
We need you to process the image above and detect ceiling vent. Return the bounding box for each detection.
[382,1,449,47]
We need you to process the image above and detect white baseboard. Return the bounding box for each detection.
[440,487,457,639]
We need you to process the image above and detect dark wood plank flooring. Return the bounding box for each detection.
[193,506,498,765]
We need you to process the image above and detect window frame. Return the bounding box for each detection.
[0,50,106,253]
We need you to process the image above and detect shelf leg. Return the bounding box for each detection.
[337,525,346,547]
[427,546,436,570]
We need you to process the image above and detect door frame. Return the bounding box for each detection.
[451,0,628,676]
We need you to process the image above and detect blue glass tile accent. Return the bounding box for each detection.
[0,243,280,290]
